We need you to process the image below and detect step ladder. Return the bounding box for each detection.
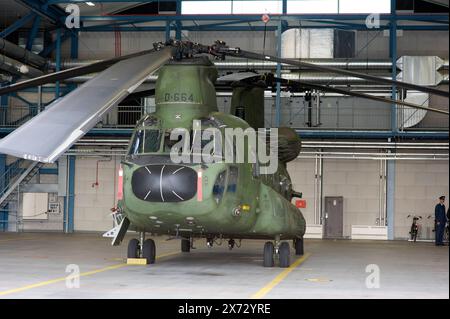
[0,160,44,209]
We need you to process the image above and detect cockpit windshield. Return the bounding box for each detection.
[129,129,162,155]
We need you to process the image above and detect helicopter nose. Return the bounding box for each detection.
[131,164,197,202]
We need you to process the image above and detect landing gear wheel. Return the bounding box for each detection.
[181,239,191,253]
[127,238,140,258]
[279,242,291,268]
[294,238,304,256]
[142,239,156,264]
[263,242,275,267]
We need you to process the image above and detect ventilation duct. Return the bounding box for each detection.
[281,28,356,59]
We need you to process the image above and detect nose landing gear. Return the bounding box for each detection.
[127,238,140,258]
[127,232,156,264]
[228,239,235,250]
[181,238,191,252]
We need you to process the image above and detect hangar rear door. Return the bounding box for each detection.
[324,196,343,238]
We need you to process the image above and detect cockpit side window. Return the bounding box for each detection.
[213,170,227,204]
[129,130,144,155]
[144,129,162,153]
[227,166,239,193]
[129,129,161,155]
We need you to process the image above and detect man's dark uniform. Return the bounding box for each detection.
[435,202,446,246]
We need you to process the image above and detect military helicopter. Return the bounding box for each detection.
[0,40,448,268]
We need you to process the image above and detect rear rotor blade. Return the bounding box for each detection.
[275,77,449,115]
[225,49,449,98]
[217,72,260,82]
[0,48,157,95]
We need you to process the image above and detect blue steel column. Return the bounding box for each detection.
[386,0,397,240]
[0,95,8,126]
[55,28,62,98]
[65,155,75,233]
[386,156,395,240]
[66,30,79,94]
[70,30,78,59]
[26,15,41,51]
[390,0,398,133]
[275,19,283,126]
[165,20,171,41]
[61,32,79,233]
[275,3,287,126]
[175,0,182,40]
[0,154,6,231]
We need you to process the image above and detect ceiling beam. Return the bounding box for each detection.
[0,12,36,38]
[15,0,68,25]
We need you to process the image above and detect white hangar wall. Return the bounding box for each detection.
[73,157,121,232]
[287,159,449,240]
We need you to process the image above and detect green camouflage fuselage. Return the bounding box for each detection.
[120,58,306,240]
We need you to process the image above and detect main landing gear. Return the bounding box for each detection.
[127,232,156,264]
[263,237,304,268]
[294,237,304,256]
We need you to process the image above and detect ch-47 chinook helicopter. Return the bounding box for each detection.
[0,40,448,268]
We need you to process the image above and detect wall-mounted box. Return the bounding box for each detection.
[22,193,48,220]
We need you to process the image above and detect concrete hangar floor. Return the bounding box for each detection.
[0,233,448,299]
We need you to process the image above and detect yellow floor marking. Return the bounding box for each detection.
[251,253,311,299]
[306,277,331,283]
[107,257,125,261]
[0,251,179,297]
[0,237,36,243]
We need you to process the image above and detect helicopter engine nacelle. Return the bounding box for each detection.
[277,127,302,163]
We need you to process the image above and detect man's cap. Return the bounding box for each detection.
[439,195,446,200]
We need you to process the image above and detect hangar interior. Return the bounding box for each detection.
[0,0,448,299]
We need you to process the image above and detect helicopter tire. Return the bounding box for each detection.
[263,242,275,267]
[142,239,156,264]
[294,238,304,256]
[127,238,140,258]
[279,242,291,268]
[181,239,191,253]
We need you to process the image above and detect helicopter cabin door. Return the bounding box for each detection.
[324,196,344,239]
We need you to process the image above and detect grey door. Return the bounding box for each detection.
[324,196,344,238]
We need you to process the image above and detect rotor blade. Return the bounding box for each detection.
[217,71,260,82]
[276,77,449,115]
[225,49,449,98]
[0,47,174,163]
[0,48,157,95]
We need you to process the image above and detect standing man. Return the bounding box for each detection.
[434,196,446,246]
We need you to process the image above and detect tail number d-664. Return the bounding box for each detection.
[164,93,194,102]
